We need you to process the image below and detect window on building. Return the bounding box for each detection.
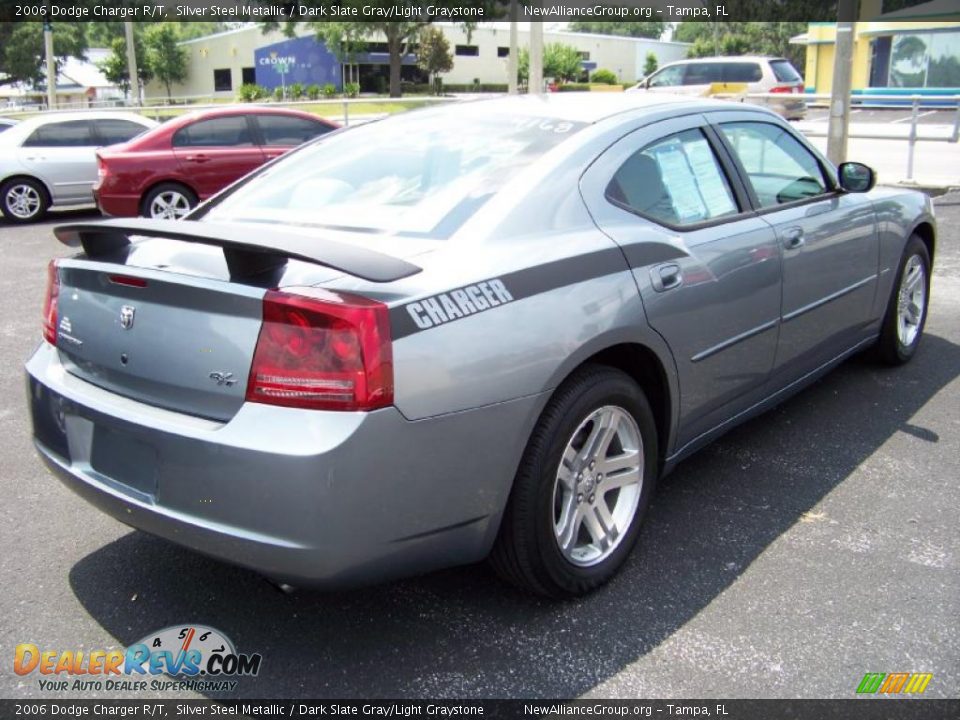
[213,68,233,92]
[578,51,591,61]
[885,30,960,88]
[242,67,256,85]
[455,45,479,57]
[497,47,510,58]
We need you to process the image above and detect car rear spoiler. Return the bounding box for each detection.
[54,218,422,283]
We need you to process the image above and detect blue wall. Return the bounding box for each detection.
[254,36,341,91]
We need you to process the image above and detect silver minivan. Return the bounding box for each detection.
[628,56,807,120]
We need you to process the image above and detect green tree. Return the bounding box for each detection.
[0,22,88,86]
[544,43,585,83]
[568,21,666,39]
[98,34,153,101]
[144,23,188,101]
[676,22,806,72]
[417,26,453,94]
[644,52,658,76]
[259,2,487,97]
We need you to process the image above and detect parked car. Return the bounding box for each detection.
[94,107,339,220]
[0,112,156,223]
[0,117,18,133]
[628,56,807,120]
[28,94,934,597]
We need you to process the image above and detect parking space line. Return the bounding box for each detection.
[891,111,937,124]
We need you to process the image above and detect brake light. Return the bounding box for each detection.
[771,84,804,94]
[42,260,60,345]
[246,289,393,411]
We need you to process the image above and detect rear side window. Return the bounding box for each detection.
[256,115,331,147]
[96,119,147,145]
[719,122,827,207]
[683,63,723,85]
[770,60,802,83]
[173,116,255,148]
[23,120,96,147]
[723,63,763,83]
[606,128,739,227]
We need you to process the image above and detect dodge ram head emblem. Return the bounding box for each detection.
[119,305,136,330]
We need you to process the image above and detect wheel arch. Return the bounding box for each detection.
[911,220,936,266]
[0,173,53,206]
[139,179,198,215]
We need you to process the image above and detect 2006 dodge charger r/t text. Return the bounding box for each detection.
[26,95,935,597]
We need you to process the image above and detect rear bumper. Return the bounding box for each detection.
[749,96,807,120]
[26,342,542,587]
[92,188,140,218]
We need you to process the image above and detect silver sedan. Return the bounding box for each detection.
[26,95,934,597]
[0,111,156,223]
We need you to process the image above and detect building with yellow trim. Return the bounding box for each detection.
[793,0,960,99]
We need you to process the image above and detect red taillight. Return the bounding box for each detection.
[246,288,393,411]
[771,84,804,94]
[109,274,148,288]
[42,260,60,345]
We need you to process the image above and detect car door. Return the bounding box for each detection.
[252,113,335,162]
[171,115,265,199]
[581,114,783,453]
[18,120,99,204]
[710,113,879,378]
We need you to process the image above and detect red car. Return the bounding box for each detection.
[94,106,337,219]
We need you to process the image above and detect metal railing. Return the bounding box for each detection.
[727,92,960,182]
[0,95,460,127]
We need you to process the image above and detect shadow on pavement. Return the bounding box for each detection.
[0,207,101,228]
[68,334,960,698]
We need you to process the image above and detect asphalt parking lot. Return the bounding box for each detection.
[1,197,958,700]
[803,107,959,125]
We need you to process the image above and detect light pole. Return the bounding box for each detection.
[507,0,518,94]
[530,17,544,95]
[827,0,857,165]
[43,0,56,109]
[124,22,140,106]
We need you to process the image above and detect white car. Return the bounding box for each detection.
[0,112,156,223]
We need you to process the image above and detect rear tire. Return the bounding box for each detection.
[876,235,930,365]
[490,365,658,598]
[142,183,197,220]
[1,177,48,223]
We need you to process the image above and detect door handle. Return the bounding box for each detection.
[783,226,805,249]
[651,263,682,292]
[184,154,210,163]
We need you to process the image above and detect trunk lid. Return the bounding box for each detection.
[55,260,264,421]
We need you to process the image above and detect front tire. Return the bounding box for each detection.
[1,177,49,223]
[142,183,197,220]
[876,235,931,365]
[491,365,658,597]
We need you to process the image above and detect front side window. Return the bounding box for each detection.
[23,120,96,147]
[719,122,828,207]
[647,64,685,87]
[606,128,739,227]
[203,110,586,237]
[173,116,254,148]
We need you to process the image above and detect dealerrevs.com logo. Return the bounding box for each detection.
[14,625,262,693]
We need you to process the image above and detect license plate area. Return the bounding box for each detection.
[90,426,159,502]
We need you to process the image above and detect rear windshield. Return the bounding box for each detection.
[770,60,802,83]
[203,109,586,237]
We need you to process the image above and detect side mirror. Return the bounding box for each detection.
[838,162,875,193]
